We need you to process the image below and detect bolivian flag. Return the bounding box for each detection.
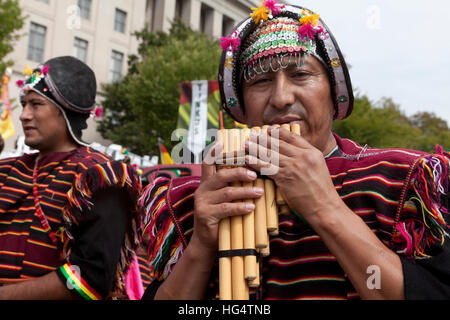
[158,139,174,165]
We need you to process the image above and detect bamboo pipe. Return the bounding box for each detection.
[240,128,257,282]
[251,127,268,249]
[261,125,278,236]
[247,258,260,288]
[229,129,248,300]
[278,124,301,216]
[217,129,232,300]
[274,124,290,206]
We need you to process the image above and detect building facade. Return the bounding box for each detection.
[4,0,260,153]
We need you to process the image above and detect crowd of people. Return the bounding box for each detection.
[0,2,449,300]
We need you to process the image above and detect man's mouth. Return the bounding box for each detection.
[268,115,303,126]
[23,126,36,134]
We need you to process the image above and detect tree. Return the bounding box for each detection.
[0,0,25,75]
[409,112,450,152]
[333,94,450,153]
[98,19,223,156]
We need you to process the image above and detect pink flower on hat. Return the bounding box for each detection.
[42,65,50,75]
[264,0,285,16]
[220,37,241,51]
[298,23,323,41]
[16,80,24,88]
[94,106,103,118]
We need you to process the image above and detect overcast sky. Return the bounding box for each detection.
[286,0,450,125]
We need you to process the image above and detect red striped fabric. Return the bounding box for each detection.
[140,133,449,300]
[0,147,116,280]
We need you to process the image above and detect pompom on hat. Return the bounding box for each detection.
[18,56,97,146]
[218,2,354,123]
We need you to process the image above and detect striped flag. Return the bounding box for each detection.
[158,138,174,165]
[0,75,15,140]
[176,80,221,163]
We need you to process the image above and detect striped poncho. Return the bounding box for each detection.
[140,134,450,299]
[0,146,142,299]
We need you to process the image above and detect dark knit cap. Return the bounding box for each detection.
[20,56,97,146]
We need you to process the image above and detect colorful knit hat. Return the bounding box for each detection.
[218,2,354,123]
[17,56,97,146]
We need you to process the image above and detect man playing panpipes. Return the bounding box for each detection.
[140,2,450,300]
[0,56,142,300]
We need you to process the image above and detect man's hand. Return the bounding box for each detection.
[190,143,264,255]
[153,143,264,299]
[245,126,340,224]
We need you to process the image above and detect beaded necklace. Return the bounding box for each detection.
[32,158,58,245]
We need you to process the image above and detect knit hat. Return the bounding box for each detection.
[218,2,353,123]
[17,56,97,146]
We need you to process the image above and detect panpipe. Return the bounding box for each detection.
[216,123,301,300]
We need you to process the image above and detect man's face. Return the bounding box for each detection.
[242,54,335,153]
[20,91,73,155]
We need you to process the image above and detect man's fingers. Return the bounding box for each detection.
[213,201,257,221]
[211,185,264,204]
[268,126,312,149]
[249,127,301,158]
[245,155,280,176]
[201,166,258,191]
[201,142,223,182]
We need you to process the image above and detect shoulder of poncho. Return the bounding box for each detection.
[333,135,426,166]
[139,176,200,228]
[139,176,200,281]
[66,147,114,170]
[393,148,450,259]
[61,158,144,295]
[0,154,32,170]
[66,159,142,220]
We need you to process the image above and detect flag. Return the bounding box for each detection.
[176,80,221,163]
[158,139,174,165]
[0,75,15,140]
[158,138,181,177]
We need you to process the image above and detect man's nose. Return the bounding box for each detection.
[19,105,33,122]
[268,72,295,110]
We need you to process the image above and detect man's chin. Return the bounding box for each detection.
[23,138,40,151]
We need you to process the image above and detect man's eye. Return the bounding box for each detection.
[253,77,271,85]
[293,72,310,78]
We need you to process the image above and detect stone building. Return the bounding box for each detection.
[3,0,260,152]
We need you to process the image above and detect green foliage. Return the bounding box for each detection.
[333,94,450,153]
[98,19,222,156]
[0,0,25,74]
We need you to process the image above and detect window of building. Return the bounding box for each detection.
[27,22,47,62]
[175,0,185,18]
[200,3,213,35]
[36,0,49,4]
[114,8,127,33]
[78,0,92,20]
[222,15,235,37]
[150,0,158,32]
[110,50,124,83]
[73,37,88,63]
